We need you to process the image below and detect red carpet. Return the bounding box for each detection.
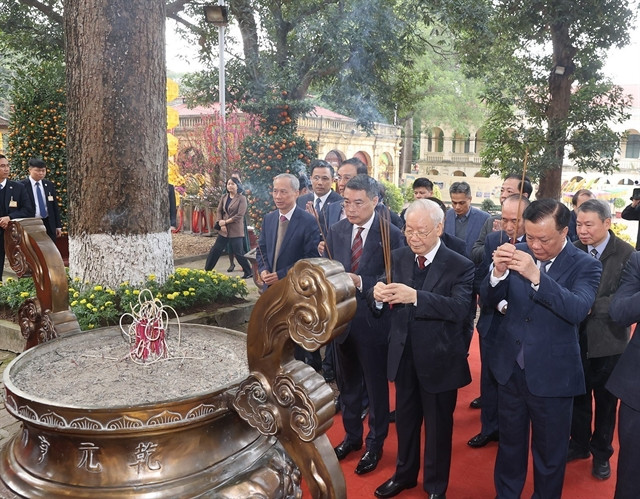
[311,332,618,498]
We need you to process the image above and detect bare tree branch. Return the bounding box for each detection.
[17,0,63,25]
[165,0,193,18]
[166,12,203,36]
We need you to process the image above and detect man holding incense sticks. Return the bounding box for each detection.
[373,199,474,499]
[324,174,404,476]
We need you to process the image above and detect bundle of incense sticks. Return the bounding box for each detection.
[311,205,332,259]
[379,206,392,284]
[499,148,529,246]
[512,148,529,244]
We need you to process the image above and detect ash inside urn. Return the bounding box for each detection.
[9,325,249,408]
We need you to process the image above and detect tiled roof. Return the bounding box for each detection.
[170,99,354,120]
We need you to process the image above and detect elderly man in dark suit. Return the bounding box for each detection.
[296,159,341,235]
[325,174,404,475]
[480,199,601,498]
[257,173,322,368]
[568,199,634,480]
[257,173,321,284]
[21,158,62,241]
[607,252,640,499]
[468,194,530,449]
[373,199,474,499]
[470,174,533,265]
[0,154,35,280]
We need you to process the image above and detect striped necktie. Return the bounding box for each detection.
[351,227,364,272]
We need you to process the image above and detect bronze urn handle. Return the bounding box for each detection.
[233,258,356,499]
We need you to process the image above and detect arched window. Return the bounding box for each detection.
[626,134,640,159]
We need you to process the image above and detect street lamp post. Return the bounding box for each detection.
[203,2,229,171]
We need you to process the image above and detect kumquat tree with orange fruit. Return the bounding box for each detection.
[238,90,317,232]
[7,60,68,232]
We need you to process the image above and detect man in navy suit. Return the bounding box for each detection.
[444,181,489,351]
[468,195,529,449]
[21,158,62,241]
[257,173,321,283]
[257,173,322,368]
[325,175,404,476]
[296,159,341,235]
[607,252,640,499]
[374,199,474,499]
[480,199,601,498]
[444,181,490,259]
[0,154,35,280]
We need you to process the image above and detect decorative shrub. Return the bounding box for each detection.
[0,268,248,331]
[239,90,317,232]
[7,60,68,231]
[380,180,404,213]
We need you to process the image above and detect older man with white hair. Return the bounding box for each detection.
[373,199,474,499]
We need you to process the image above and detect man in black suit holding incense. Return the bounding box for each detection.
[374,199,474,499]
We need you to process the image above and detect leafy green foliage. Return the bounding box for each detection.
[238,90,317,231]
[0,268,248,331]
[441,0,636,198]
[380,180,404,213]
[7,60,68,230]
[0,1,64,60]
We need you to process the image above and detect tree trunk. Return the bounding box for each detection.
[538,19,576,200]
[64,0,173,287]
[401,116,413,175]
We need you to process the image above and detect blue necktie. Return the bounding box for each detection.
[36,182,47,218]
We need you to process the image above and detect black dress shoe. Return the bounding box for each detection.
[375,478,417,498]
[592,459,611,480]
[467,431,499,448]
[227,264,235,272]
[428,494,446,499]
[469,397,481,409]
[355,450,382,475]
[334,440,362,460]
[566,446,590,462]
[241,272,253,279]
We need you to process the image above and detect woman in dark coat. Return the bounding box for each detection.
[204,178,253,278]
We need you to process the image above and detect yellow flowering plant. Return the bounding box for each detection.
[0,268,248,331]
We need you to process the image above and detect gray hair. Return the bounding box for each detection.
[273,173,299,192]
[449,181,471,198]
[576,198,611,221]
[502,194,531,209]
[405,199,443,226]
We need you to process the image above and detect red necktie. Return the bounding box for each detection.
[351,227,364,272]
[417,255,427,269]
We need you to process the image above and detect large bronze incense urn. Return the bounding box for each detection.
[0,219,356,498]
